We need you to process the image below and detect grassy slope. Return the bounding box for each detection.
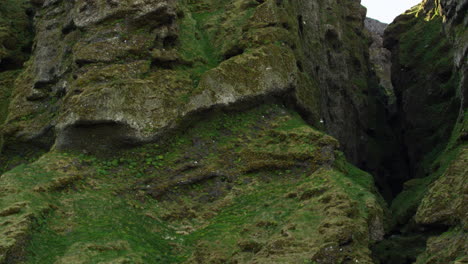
[1,104,385,263]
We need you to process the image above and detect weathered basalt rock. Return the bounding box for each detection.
[385,6,459,177]
[1,0,388,173]
[291,0,381,166]
[381,0,467,262]
[365,18,395,108]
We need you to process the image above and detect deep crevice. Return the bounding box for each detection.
[365,6,464,263]
[371,225,450,264]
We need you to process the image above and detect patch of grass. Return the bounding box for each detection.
[26,190,183,263]
[176,3,224,87]
[0,104,386,263]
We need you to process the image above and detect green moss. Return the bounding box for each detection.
[391,112,467,226]
[0,70,19,153]
[0,0,32,68]
[176,6,221,86]
[0,1,393,262]
[26,190,181,263]
[414,227,467,264]
[0,104,385,263]
[398,14,453,73]
[0,71,17,123]
[176,0,259,87]
[372,233,429,264]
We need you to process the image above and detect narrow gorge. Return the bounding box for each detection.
[0,0,466,263]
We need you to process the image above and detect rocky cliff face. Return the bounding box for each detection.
[0,0,390,263]
[1,0,387,168]
[373,0,467,263]
[0,0,34,154]
[0,0,466,263]
[365,18,394,108]
[384,0,463,180]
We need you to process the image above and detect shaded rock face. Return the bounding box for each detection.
[384,2,462,179]
[0,0,35,154]
[365,18,394,109]
[1,0,387,172]
[411,1,468,262]
[362,17,411,199]
[373,0,467,263]
[289,0,376,166]
[290,1,396,173]
[0,0,33,71]
[440,0,468,112]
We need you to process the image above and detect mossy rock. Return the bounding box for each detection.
[0,104,386,263]
[415,147,468,227]
[0,0,32,69]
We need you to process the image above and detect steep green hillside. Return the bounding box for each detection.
[1,104,386,263]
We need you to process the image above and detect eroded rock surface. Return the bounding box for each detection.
[375,0,468,263]
[0,104,386,263]
[1,0,387,171]
[365,17,395,108]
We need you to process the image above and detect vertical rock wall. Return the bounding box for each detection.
[384,0,463,178]
[1,0,391,176]
[379,0,467,262]
[0,0,34,154]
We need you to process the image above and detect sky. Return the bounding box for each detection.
[361,0,422,24]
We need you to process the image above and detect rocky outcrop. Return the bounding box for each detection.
[0,1,393,262]
[440,0,468,113]
[365,17,387,36]
[2,0,298,153]
[288,0,376,166]
[365,18,395,108]
[0,0,389,174]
